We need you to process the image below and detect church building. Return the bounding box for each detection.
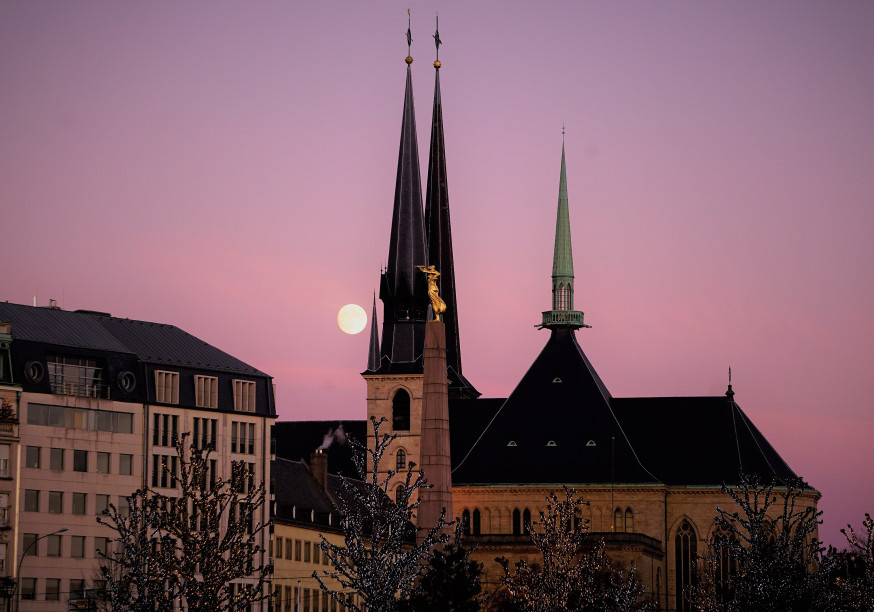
[283,24,819,612]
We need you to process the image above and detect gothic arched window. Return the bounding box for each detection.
[523,509,532,534]
[392,389,410,431]
[395,449,406,471]
[473,509,481,535]
[614,508,625,533]
[625,508,634,533]
[714,524,737,604]
[512,509,521,535]
[675,520,698,612]
[556,283,566,309]
[462,509,471,536]
[395,485,405,504]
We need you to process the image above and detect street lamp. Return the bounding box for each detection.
[13,527,68,612]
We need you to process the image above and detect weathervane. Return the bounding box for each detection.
[417,265,447,321]
[433,13,442,66]
[406,9,413,60]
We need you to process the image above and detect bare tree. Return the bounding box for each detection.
[496,487,652,612]
[98,433,271,612]
[314,416,452,612]
[690,474,826,612]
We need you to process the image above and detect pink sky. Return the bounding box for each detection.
[2,1,872,547]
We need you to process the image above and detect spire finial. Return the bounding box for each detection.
[405,9,413,64]
[726,366,735,401]
[433,13,442,68]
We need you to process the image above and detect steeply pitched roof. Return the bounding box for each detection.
[450,329,658,485]
[0,301,265,376]
[613,395,798,486]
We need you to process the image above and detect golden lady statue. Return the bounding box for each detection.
[417,265,447,321]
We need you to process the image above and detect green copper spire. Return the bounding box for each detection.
[540,133,589,330]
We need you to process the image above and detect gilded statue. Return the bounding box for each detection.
[417,264,447,321]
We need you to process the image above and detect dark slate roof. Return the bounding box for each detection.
[274,420,366,478]
[450,329,659,485]
[0,301,265,376]
[613,395,798,486]
[272,457,335,517]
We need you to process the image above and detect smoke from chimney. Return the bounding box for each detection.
[317,424,346,451]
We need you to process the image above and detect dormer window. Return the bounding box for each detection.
[48,356,105,398]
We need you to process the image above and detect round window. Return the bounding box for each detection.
[117,371,137,394]
[24,361,44,384]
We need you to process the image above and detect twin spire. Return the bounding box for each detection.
[368,16,478,398]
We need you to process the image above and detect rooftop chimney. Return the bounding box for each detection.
[309,450,328,490]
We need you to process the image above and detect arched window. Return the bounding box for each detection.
[395,449,407,471]
[473,509,481,535]
[573,506,583,531]
[512,509,521,535]
[614,508,624,533]
[523,509,532,534]
[556,283,566,309]
[625,508,634,533]
[462,509,471,536]
[675,520,698,612]
[392,389,410,431]
[395,484,405,504]
[713,524,737,604]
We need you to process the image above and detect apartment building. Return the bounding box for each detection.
[0,302,276,611]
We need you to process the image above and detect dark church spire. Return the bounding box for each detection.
[540,133,590,331]
[367,293,380,371]
[424,18,478,397]
[376,20,429,369]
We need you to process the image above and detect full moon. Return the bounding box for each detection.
[337,304,367,335]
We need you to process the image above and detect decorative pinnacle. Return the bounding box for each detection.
[433,13,442,68]
[406,9,413,63]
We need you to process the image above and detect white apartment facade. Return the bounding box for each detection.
[0,302,276,611]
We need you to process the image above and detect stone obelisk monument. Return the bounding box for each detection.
[417,265,453,543]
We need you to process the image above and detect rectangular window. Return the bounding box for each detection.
[275,537,283,559]
[71,536,85,558]
[153,413,160,446]
[233,380,256,412]
[249,423,255,454]
[155,371,179,404]
[70,578,86,599]
[0,495,6,528]
[48,490,63,513]
[248,462,255,494]
[304,541,311,563]
[50,447,64,470]
[195,375,219,408]
[23,533,38,556]
[97,452,110,474]
[295,539,302,561]
[119,453,133,476]
[20,577,35,600]
[45,577,60,600]
[285,539,293,560]
[73,492,86,515]
[285,587,292,612]
[0,444,9,478]
[231,422,238,453]
[46,534,61,557]
[25,446,40,469]
[118,496,130,517]
[73,450,88,472]
[313,542,320,565]
[24,489,39,512]
[95,536,109,557]
[47,355,104,398]
[152,454,159,487]
[27,403,132,432]
[161,414,169,446]
[95,494,109,515]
